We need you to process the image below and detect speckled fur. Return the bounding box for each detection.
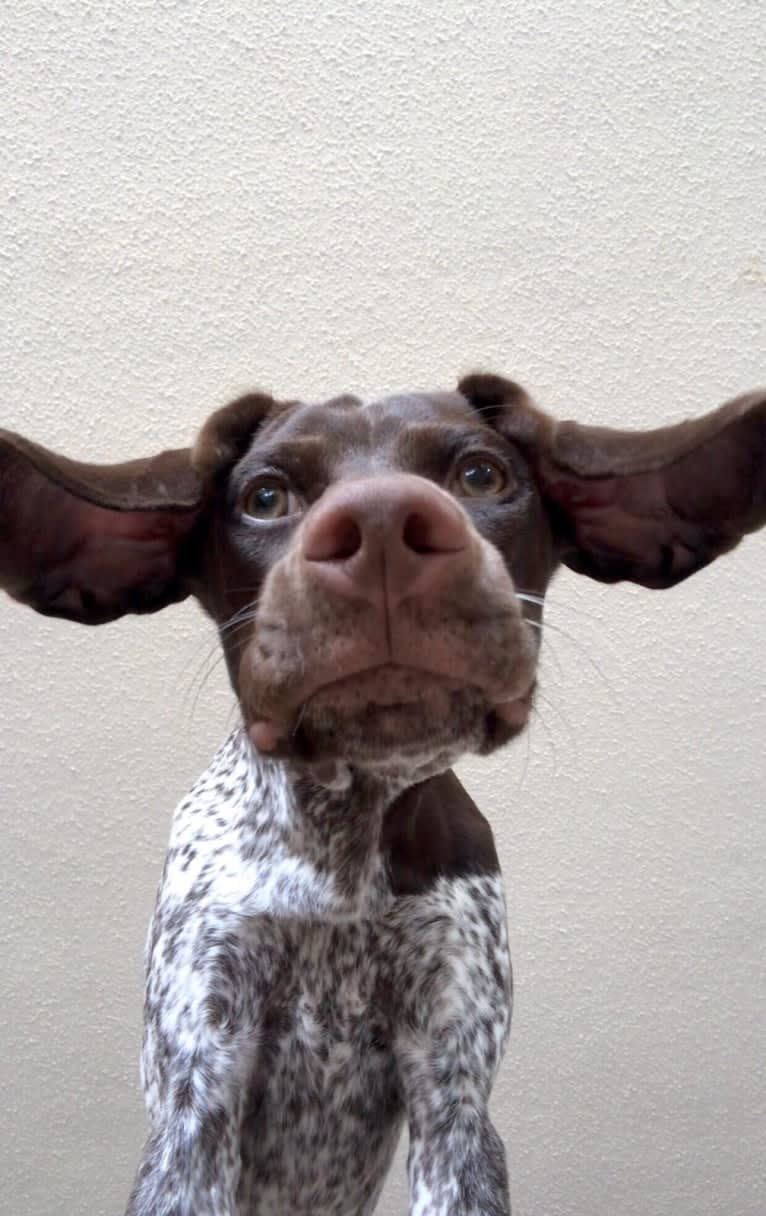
[4,378,765,1216]
[128,728,512,1216]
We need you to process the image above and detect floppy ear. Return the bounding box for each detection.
[192,390,282,483]
[459,374,766,589]
[0,429,202,624]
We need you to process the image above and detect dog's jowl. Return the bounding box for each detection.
[1,374,764,1216]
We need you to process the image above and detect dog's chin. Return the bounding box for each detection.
[285,665,526,778]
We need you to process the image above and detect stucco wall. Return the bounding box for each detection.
[1,3,764,1214]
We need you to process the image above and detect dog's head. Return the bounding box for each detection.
[2,375,764,782]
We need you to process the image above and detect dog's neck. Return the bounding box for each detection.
[230,728,417,922]
[280,763,397,920]
[213,726,496,923]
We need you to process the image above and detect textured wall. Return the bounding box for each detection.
[1,3,764,1214]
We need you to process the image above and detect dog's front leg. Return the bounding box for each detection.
[126,1111,242,1216]
[126,898,265,1216]
[392,874,513,1216]
[125,1015,255,1216]
[399,1031,511,1216]
[405,1104,510,1216]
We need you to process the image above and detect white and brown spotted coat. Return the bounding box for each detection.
[131,730,512,1216]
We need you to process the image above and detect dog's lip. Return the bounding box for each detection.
[247,661,536,754]
[248,663,458,751]
[307,662,460,704]
[248,719,286,752]
[493,679,536,728]
[303,659,536,713]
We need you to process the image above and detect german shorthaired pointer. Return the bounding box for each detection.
[1,373,764,1215]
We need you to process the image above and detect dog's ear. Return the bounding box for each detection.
[192,391,285,483]
[0,391,283,626]
[0,429,203,624]
[459,373,766,588]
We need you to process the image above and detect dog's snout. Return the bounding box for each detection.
[301,475,471,602]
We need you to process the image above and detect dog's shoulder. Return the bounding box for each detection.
[382,769,500,897]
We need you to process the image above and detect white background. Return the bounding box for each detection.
[1,3,764,1213]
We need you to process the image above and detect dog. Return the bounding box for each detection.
[1,373,764,1215]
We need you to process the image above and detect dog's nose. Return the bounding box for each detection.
[301,474,472,603]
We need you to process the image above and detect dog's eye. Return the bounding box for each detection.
[241,478,291,521]
[455,457,508,498]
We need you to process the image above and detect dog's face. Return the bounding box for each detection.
[1,374,764,783]
[192,389,552,775]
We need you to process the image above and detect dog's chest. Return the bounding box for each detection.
[145,733,512,1214]
[238,918,404,1214]
[258,919,398,1101]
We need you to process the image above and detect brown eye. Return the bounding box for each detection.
[241,478,290,521]
[456,456,508,498]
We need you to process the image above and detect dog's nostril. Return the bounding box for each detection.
[402,511,440,555]
[305,514,363,562]
[331,517,363,560]
[402,508,466,555]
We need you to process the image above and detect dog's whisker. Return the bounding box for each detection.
[528,619,566,683]
[221,597,259,621]
[174,635,216,702]
[180,601,262,722]
[218,611,253,634]
[528,701,558,775]
[184,619,257,720]
[522,616,619,711]
[518,702,533,790]
[218,616,257,640]
[535,683,578,762]
[517,588,604,623]
[218,600,260,634]
[291,700,308,738]
[181,632,230,713]
[188,649,231,722]
[183,616,259,715]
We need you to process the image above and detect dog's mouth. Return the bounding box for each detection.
[248,662,535,770]
[310,663,452,710]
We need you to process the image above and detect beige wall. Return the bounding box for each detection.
[1,3,764,1214]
